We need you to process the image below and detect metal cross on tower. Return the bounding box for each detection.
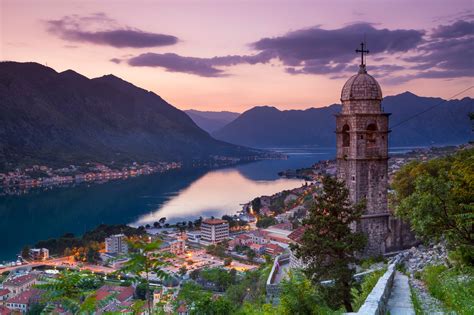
[355,42,369,66]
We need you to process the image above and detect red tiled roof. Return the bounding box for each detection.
[202,219,228,225]
[271,222,293,230]
[268,235,290,244]
[0,289,10,296]
[265,243,283,251]
[177,303,188,312]
[250,243,264,250]
[251,229,269,237]
[6,288,41,305]
[0,305,11,315]
[288,226,307,243]
[95,285,134,302]
[236,234,251,240]
[3,274,37,287]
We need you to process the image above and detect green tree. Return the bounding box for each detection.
[393,149,474,264]
[292,176,366,312]
[21,245,30,260]
[179,265,188,276]
[85,242,100,263]
[256,216,277,228]
[278,271,332,314]
[200,268,234,291]
[177,282,235,315]
[246,248,256,262]
[224,257,233,266]
[251,197,262,213]
[26,302,45,314]
[36,270,104,314]
[118,238,172,314]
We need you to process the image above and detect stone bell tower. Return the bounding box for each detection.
[336,43,390,256]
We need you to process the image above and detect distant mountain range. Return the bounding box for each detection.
[0,62,255,170]
[211,92,473,148]
[184,109,239,133]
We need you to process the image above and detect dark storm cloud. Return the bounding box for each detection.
[251,23,424,74]
[110,58,122,64]
[396,20,474,82]
[122,20,471,81]
[431,20,474,39]
[46,14,178,48]
[127,52,273,77]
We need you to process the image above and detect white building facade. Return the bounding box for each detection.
[105,234,128,254]
[200,219,229,244]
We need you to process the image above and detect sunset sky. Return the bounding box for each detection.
[1,0,473,112]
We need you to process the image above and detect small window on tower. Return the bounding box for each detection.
[342,124,350,147]
[366,123,377,148]
[352,176,355,181]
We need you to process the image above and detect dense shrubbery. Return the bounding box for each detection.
[392,148,474,266]
[422,264,474,314]
[256,216,277,228]
[350,268,386,311]
[34,224,145,257]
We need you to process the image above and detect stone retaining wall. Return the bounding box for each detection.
[346,256,401,315]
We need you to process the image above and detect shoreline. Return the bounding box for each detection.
[0,152,285,196]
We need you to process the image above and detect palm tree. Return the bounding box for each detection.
[36,270,104,314]
[118,238,172,314]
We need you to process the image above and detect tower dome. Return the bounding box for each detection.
[341,65,382,102]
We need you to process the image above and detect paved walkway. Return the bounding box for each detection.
[386,271,415,315]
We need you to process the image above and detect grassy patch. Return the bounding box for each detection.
[351,267,387,311]
[422,264,474,315]
[360,255,385,270]
[409,284,424,315]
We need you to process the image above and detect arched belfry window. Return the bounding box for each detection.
[342,124,350,147]
[366,123,377,148]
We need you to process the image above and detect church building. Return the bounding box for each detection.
[336,43,390,256]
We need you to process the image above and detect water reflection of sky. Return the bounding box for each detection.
[132,147,336,226]
[132,168,304,226]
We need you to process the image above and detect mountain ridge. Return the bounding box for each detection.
[0,61,256,170]
[184,109,239,133]
[212,93,472,147]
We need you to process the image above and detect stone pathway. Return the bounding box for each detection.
[387,271,415,315]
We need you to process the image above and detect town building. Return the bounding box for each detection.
[105,234,128,254]
[2,274,37,296]
[200,219,229,244]
[28,248,49,261]
[5,288,41,314]
[186,231,201,243]
[164,239,186,255]
[0,289,10,305]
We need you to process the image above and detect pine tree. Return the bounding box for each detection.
[291,176,366,312]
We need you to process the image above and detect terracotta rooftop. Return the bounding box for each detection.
[3,274,37,287]
[202,219,228,225]
[0,305,10,315]
[0,289,10,296]
[235,234,251,240]
[95,285,134,302]
[288,226,307,243]
[271,222,293,231]
[177,303,188,312]
[6,288,41,305]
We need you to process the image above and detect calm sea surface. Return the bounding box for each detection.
[0,147,336,261]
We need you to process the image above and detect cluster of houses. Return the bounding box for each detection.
[0,161,181,195]
[0,271,143,314]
